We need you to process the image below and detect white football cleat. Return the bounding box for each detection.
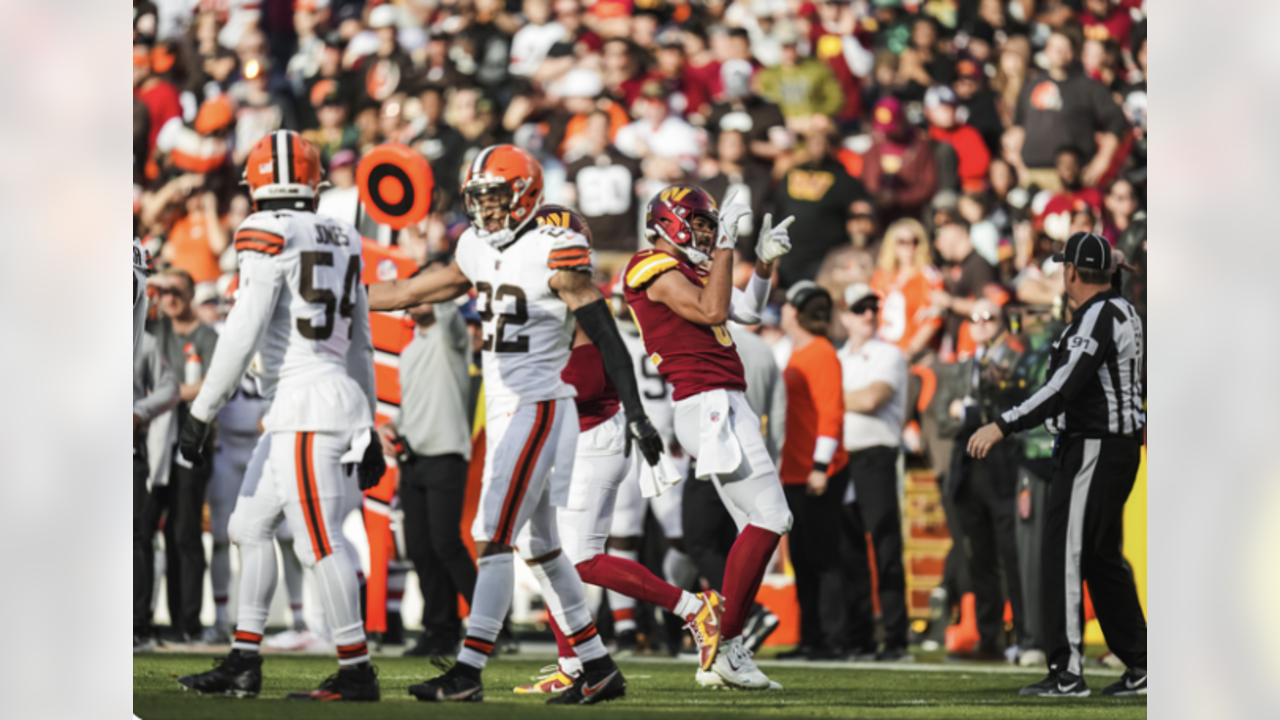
[710,636,772,689]
[697,668,782,691]
[263,628,318,651]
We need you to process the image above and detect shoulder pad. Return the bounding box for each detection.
[233,212,289,257]
[624,250,681,290]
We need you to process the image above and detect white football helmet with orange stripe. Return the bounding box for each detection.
[242,130,326,208]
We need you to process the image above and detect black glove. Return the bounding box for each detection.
[178,415,212,467]
[626,414,663,468]
[358,428,387,491]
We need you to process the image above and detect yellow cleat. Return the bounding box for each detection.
[685,591,725,671]
[513,666,577,695]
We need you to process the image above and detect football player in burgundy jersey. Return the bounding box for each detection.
[621,185,795,689]
[513,206,725,695]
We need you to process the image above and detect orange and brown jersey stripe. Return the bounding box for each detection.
[548,247,591,270]
[566,622,599,647]
[234,229,285,256]
[463,637,495,656]
[337,642,369,659]
[295,432,333,561]
[494,401,553,545]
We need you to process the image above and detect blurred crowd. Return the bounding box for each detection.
[133,0,1147,661]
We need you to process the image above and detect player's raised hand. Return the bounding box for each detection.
[626,415,664,467]
[716,190,752,251]
[755,214,795,264]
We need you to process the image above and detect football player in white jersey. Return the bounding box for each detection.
[175,131,386,702]
[368,145,663,705]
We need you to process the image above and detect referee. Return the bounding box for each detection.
[967,232,1146,698]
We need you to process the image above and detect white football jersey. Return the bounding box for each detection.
[621,327,674,446]
[190,209,375,433]
[455,223,592,416]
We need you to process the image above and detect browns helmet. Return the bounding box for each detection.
[532,204,593,245]
[462,144,544,235]
[645,184,718,267]
[242,130,324,207]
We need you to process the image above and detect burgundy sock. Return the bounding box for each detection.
[549,613,576,658]
[575,554,683,612]
[721,524,781,639]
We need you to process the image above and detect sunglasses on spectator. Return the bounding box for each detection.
[971,311,997,323]
[851,301,879,315]
[896,236,918,246]
[156,287,185,297]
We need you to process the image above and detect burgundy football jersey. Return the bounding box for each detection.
[561,342,621,431]
[622,249,746,401]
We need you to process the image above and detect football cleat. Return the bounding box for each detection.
[408,659,484,702]
[710,636,772,689]
[1020,670,1090,697]
[1101,667,1146,696]
[177,650,263,698]
[514,665,578,694]
[546,660,626,705]
[684,591,724,671]
[264,628,320,651]
[285,664,380,701]
[696,668,783,691]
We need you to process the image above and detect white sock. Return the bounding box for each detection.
[311,549,368,666]
[663,546,699,591]
[674,591,702,620]
[457,553,513,670]
[605,548,639,633]
[532,552,607,662]
[561,656,583,677]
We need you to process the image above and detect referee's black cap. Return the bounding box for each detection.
[1052,232,1111,270]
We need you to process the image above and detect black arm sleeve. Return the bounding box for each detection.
[573,299,646,422]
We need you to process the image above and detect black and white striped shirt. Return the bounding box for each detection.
[996,289,1145,439]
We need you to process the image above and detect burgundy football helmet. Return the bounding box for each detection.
[645,185,719,267]
[532,203,593,245]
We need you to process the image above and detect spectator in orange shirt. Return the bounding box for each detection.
[925,85,991,193]
[161,181,228,286]
[869,218,944,362]
[776,281,851,661]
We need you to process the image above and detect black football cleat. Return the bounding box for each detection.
[1101,667,1146,696]
[1020,670,1090,697]
[285,663,380,701]
[177,650,263,698]
[408,659,484,702]
[547,659,626,705]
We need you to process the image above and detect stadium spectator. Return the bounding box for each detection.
[153,177,227,286]
[509,0,565,78]
[868,219,944,362]
[134,42,183,163]
[932,216,1004,358]
[757,24,843,136]
[317,149,361,226]
[777,282,849,660]
[704,59,791,168]
[952,56,1004,157]
[1108,178,1146,324]
[838,282,911,661]
[774,127,869,287]
[1078,0,1135,51]
[925,85,991,194]
[146,268,220,643]
[614,81,704,177]
[563,110,644,252]
[378,297,477,658]
[133,332,180,652]
[1003,27,1128,191]
[861,97,941,226]
[896,14,953,99]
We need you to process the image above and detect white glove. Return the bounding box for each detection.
[755,213,795,264]
[715,190,752,251]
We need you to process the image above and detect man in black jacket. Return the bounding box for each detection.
[969,232,1147,698]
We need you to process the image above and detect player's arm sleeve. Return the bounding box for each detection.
[728,271,772,324]
[573,299,647,423]
[346,281,378,422]
[189,255,282,423]
[547,231,593,274]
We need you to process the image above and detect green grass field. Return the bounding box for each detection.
[134,652,1146,720]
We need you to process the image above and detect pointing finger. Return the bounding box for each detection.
[775,216,796,231]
